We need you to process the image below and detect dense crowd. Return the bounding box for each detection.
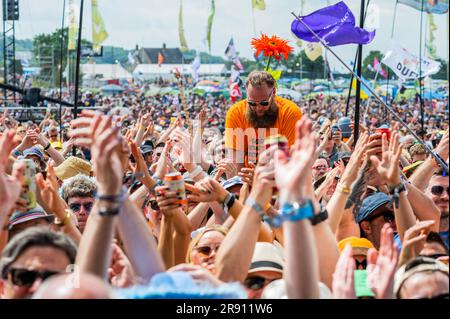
[0,70,448,299]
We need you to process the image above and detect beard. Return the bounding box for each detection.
[246,101,279,128]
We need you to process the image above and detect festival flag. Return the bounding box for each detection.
[158,51,165,67]
[229,80,242,102]
[191,53,201,83]
[352,76,372,100]
[178,0,189,52]
[252,0,266,10]
[373,57,387,79]
[67,0,78,51]
[225,38,244,71]
[291,1,376,46]
[426,13,437,58]
[91,0,108,53]
[382,42,441,79]
[304,42,322,61]
[398,0,449,14]
[206,0,216,53]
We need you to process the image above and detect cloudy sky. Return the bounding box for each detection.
[9,0,450,72]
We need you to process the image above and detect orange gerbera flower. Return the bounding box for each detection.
[251,34,294,61]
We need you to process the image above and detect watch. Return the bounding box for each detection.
[310,207,329,226]
[54,210,72,227]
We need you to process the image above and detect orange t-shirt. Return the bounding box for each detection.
[225,96,302,164]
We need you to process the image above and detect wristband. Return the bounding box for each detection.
[190,165,204,179]
[310,207,329,226]
[388,182,406,209]
[280,200,315,223]
[245,197,283,228]
[98,206,120,217]
[337,183,351,194]
[44,142,51,151]
[151,174,164,186]
[95,186,127,203]
[54,210,72,227]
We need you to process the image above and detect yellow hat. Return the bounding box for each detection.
[51,141,63,150]
[337,237,375,256]
[54,156,93,181]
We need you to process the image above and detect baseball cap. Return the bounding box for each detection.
[248,242,284,275]
[54,156,93,181]
[9,206,54,230]
[23,146,45,164]
[337,237,375,256]
[330,151,351,167]
[221,176,243,191]
[357,192,392,224]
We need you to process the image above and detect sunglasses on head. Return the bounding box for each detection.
[247,91,273,108]
[69,202,94,213]
[243,276,272,291]
[431,185,449,197]
[194,245,220,257]
[7,268,60,287]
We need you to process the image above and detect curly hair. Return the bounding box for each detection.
[409,143,426,157]
[246,71,276,89]
[59,173,98,203]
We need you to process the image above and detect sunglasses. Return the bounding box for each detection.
[194,245,220,258]
[69,202,94,213]
[247,91,273,108]
[354,259,367,269]
[313,165,328,170]
[368,211,395,223]
[243,276,273,291]
[8,268,60,287]
[431,186,449,197]
[50,134,58,138]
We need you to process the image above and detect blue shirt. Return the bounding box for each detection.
[439,231,449,249]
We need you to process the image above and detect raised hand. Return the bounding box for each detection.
[275,118,317,203]
[434,130,449,160]
[332,244,356,299]
[366,224,399,299]
[187,177,228,204]
[108,243,137,288]
[238,162,255,186]
[155,185,183,216]
[370,132,402,187]
[399,220,435,266]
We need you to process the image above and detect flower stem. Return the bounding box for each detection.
[265,56,272,72]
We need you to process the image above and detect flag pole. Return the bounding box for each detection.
[345,0,371,117]
[290,11,448,173]
[386,0,399,111]
[59,0,67,142]
[353,0,366,146]
[419,0,425,138]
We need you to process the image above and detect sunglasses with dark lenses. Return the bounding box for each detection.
[369,211,395,223]
[69,202,94,213]
[8,268,60,287]
[194,245,220,257]
[244,276,271,291]
[247,92,273,108]
[354,259,367,269]
[431,186,449,197]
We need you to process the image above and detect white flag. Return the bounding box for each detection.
[382,43,441,79]
[191,54,201,83]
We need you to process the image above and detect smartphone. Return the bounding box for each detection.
[16,159,37,210]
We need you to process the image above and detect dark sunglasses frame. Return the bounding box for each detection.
[8,268,60,287]
[430,185,449,197]
[69,202,94,213]
[368,211,395,223]
[247,91,274,108]
[244,276,271,291]
[354,259,367,269]
[194,245,220,257]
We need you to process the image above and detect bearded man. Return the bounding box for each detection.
[225,71,302,173]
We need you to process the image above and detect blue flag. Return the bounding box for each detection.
[291,1,375,46]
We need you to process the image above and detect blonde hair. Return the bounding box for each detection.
[186,225,228,263]
[246,71,276,89]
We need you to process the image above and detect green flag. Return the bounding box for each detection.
[68,0,78,51]
[426,13,437,58]
[206,0,215,53]
[92,0,108,53]
[178,0,189,52]
[252,0,266,10]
